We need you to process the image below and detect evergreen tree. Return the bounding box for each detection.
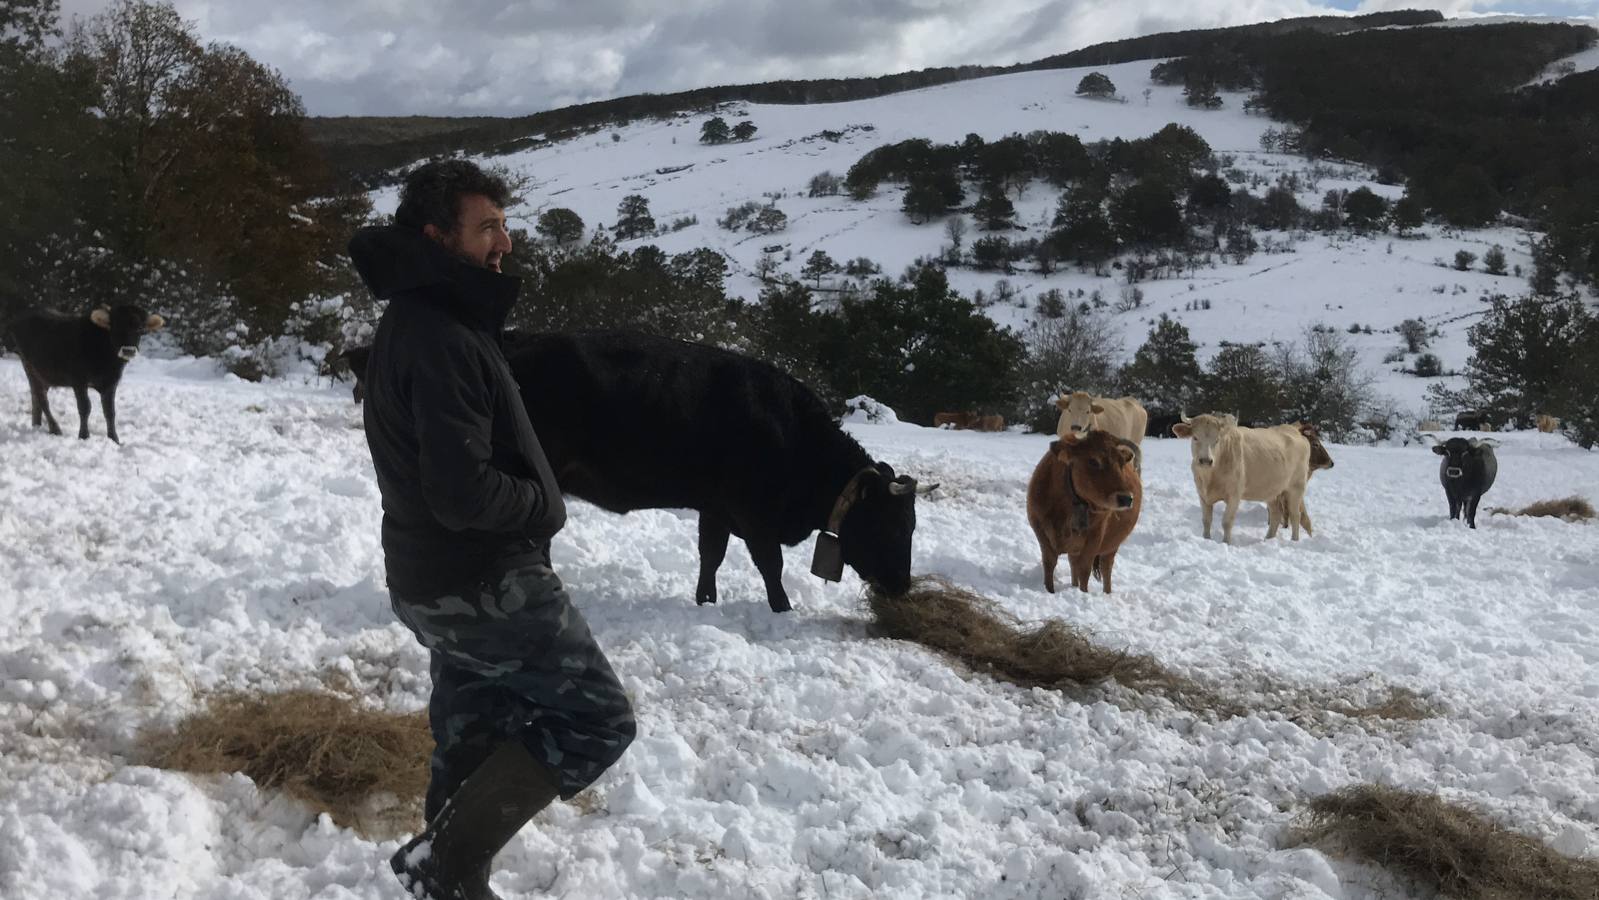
[536,207,585,245]
[974,182,1016,230]
[1119,314,1202,415]
[1462,294,1591,424]
[748,205,787,234]
[972,236,1012,272]
[732,120,758,142]
[1433,164,1501,228]
[1050,186,1118,272]
[1111,179,1185,247]
[1342,187,1387,233]
[700,116,730,144]
[1204,344,1284,424]
[1483,244,1507,276]
[818,264,1023,424]
[1075,72,1117,99]
[902,181,948,225]
[801,250,838,287]
[1392,192,1425,235]
[614,194,656,239]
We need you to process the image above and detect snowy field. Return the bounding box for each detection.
[3,357,1597,900]
[361,49,1595,414]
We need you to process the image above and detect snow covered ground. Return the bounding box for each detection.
[3,356,1596,899]
[361,54,1596,414]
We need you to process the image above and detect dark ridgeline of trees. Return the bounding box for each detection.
[1154,22,1599,289]
[0,0,371,368]
[306,10,1441,189]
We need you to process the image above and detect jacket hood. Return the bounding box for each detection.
[348,224,522,333]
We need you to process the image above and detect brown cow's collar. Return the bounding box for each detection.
[1063,463,1091,532]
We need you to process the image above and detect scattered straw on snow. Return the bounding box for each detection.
[865,576,1438,725]
[1297,784,1599,900]
[1488,496,1596,522]
[141,689,431,836]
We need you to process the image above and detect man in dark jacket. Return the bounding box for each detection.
[350,160,635,900]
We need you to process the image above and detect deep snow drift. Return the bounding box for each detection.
[2,357,1596,899]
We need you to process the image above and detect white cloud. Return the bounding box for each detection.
[51,0,1595,115]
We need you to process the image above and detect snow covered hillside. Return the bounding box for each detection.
[367,54,1596,415]
[3,357,1596,899]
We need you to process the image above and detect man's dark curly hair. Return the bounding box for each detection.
[394,159,512,234]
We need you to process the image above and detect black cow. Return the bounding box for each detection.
[1145,410,1183,439]
[1429,436,1498,528]
[348,331,930,612]
[1453,410,1498,432]
[9,305,165,443]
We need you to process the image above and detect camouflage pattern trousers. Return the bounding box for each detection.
[390,562,636,818]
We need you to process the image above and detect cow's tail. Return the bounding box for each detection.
[1092,555,1103,583]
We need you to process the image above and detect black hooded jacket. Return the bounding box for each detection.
[349,225,566,597]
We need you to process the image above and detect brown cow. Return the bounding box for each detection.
[974,414,1005,432]
[933,411,979,429]
[1026,430,1142,594]
[1269,423,1333,537]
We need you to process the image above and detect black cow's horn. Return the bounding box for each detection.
[888,477,916,496]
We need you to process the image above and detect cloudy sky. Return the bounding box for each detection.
[57,0,1597,117]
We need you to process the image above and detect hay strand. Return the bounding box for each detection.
[1488,496,1595,522]
[1298,785,1599,900]
[141,689,431,835]
[866,576,1235,714]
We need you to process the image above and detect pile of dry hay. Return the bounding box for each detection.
[1298,784,1599,899]
[866,577,1436,724]
[865,576,1235,714]
[141,689,431,836]
[1488,496,1596,522]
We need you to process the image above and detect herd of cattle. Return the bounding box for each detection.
[5,304,1522,607]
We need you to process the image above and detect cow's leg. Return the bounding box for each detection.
[1038,535,1058,594]
[1200,499,1214,540]
[1068,555,1093,593]
[1466,493,1482,529]
[1099,551,1117,595]
[1222,495,1241,544]
[72,384,91,440]
[1285,489,1304,541]
[1266,496,1283,539]
[26,368,62,434]
[1299,500,1315,537]
[745,539,791,613]
[694,515,731,606]
[23,366,45,429]
[100,388,119,444]
[1447,488,1462,521]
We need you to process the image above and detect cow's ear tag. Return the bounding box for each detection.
[811,532,844,582]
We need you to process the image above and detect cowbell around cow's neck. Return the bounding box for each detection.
[348,224,521,334]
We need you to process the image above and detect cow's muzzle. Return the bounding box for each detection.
[1197,458,1214,467]
[1114,493,1135,510]
[1446,467,1463,479]
[118,346,138,362]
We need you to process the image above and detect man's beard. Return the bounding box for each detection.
[441,238,502,273]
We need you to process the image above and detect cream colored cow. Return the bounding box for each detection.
[1054,392,1148,448]
[1171,413,1311,544]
